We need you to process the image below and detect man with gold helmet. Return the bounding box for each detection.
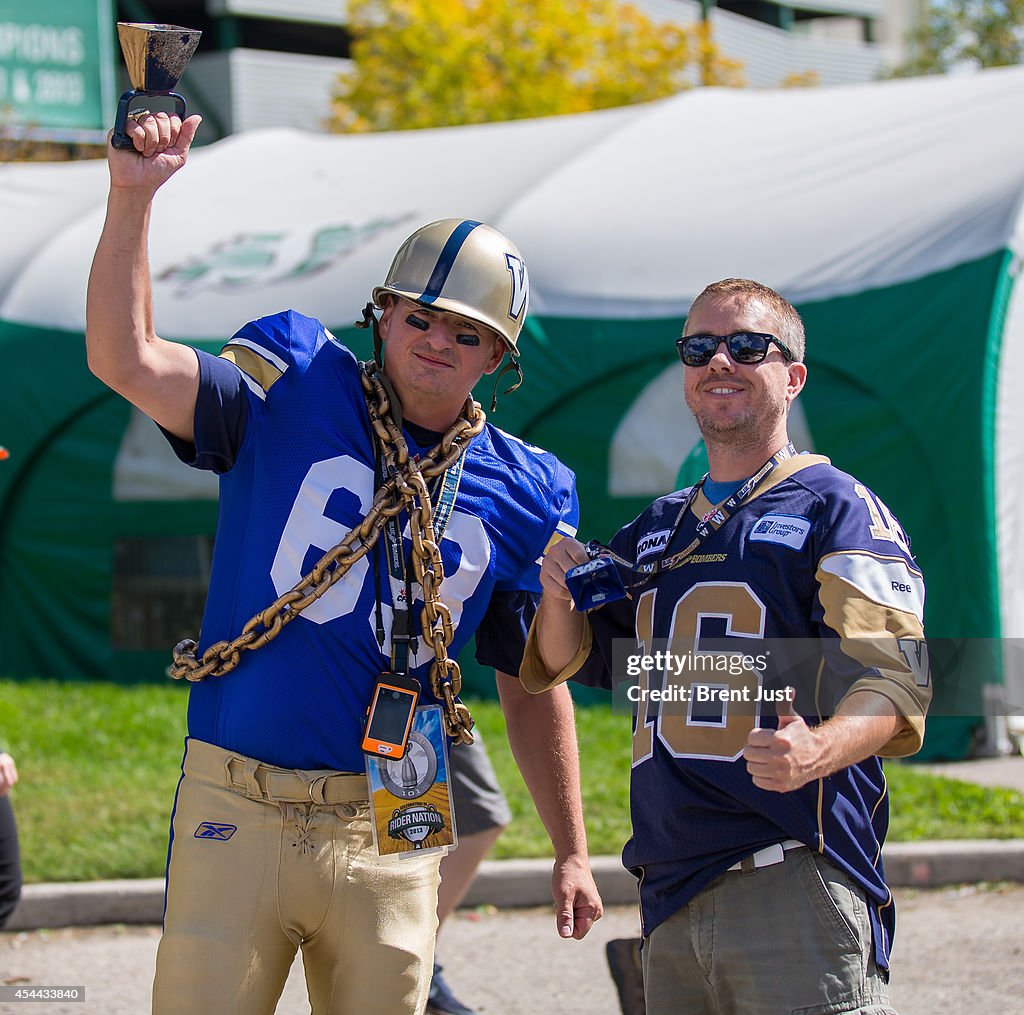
[86,112,601,1015]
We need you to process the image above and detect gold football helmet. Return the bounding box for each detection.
[373,219,530,357]
[357,218,530,406]
[358,218,532,405]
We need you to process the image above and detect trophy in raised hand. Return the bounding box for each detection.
[111,22,202,150]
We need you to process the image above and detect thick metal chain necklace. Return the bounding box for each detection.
[169,359,485,745]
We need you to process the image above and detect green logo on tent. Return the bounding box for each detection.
[157,216,414,294]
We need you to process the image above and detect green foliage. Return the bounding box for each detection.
[328,0,744,133]
[2,681,1022,882]
[889,0,1024,76]
[779,70,822,88]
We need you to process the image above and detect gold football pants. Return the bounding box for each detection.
[153,738,441,1015]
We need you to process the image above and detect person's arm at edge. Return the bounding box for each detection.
[85,113,203,440]
[495,671,602,939]
[0,753,17,796]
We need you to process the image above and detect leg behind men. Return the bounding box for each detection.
[437,735,509,927]
[430,732,510,1015]
[0,795,21,930]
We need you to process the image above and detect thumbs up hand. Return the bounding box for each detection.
[744,688,821,793]
[775,689,802,727]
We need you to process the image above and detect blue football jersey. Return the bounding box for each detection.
[165,310,578,773]
[523,453,930,969]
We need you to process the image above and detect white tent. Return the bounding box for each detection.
[3,66,1024,757]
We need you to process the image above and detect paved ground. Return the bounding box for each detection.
[2,755,1022,1013]
[908,755,1024,793]
[1,884,1023,1014]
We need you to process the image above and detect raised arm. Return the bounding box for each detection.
[86,112,204,440]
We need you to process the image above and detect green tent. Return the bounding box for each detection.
[4,67,1024,759]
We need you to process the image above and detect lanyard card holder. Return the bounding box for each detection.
[366,705,457,859]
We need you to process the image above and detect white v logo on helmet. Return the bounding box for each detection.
[505,253,529,321]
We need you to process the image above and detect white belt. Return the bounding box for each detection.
[727,838,804,872]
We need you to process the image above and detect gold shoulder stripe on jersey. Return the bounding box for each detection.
[220,345,285,393]
[689,455,831,520]
[748,453,831,502]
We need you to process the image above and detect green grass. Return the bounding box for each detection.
[1,679,189,883]
[476,692,637,860]
[2,679,1023,882]
[885,764,1024,841]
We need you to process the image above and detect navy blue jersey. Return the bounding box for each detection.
[523,454,929,969]
[164,310,578,773]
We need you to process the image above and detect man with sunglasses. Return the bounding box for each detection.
[523,278,931,1014]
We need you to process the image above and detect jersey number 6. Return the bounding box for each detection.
[270,455,489,639]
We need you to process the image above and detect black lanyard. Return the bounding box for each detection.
[597,443,797,585]
[372,440,466,675]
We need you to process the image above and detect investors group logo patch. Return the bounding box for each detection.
[749,513,811,551]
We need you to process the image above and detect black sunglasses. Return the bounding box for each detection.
[676,332,794,367]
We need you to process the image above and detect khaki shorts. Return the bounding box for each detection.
[643,847,897,1015]
[153,738,441,1015]
[448,729,512,837]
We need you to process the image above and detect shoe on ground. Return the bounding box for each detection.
[426,961,477,1015]
[605,937,646,1015]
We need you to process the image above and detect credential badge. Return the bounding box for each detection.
[378,731,437,799]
